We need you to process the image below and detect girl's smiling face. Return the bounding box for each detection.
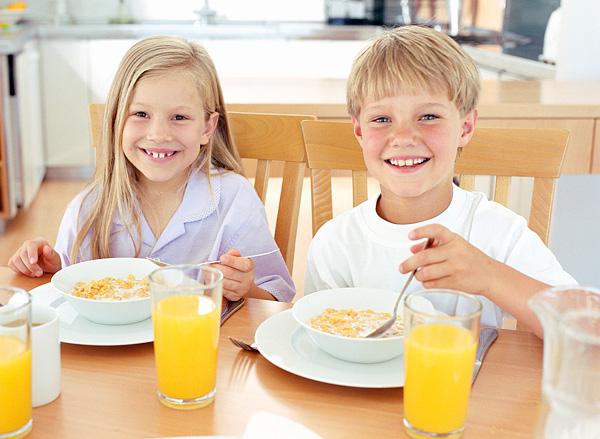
[122,69,218,189]
[352,92,477,221]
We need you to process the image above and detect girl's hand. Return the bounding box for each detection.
[399,224,499,297]
[8,238,62,278]
[214,249,256,302]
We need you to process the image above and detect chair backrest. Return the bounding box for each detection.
[228,111,315,273]
[301,120,569,245]
[88,104,314,273]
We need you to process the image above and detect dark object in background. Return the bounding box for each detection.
[325,0,385,25]
[503,0,560,61]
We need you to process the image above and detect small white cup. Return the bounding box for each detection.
[32,304,61,407]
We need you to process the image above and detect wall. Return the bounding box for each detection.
[26,0,325,23]
[549,0,600,287]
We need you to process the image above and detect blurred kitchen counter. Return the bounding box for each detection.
[40,22,384,41]
[225,78,600,174]
[224,78,600,118]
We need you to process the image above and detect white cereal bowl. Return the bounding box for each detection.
[51,258,158,325]
[292,287,404,364]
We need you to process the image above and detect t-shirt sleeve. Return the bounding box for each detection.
[222,190,295,302]
[504,218,577,286]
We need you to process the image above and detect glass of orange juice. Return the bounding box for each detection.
[149,264,223,410]
[403,289,482,439]
[0,287,32,439]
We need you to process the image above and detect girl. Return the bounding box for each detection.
[8,36,295,303]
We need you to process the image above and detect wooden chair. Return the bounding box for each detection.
[228,111,315,273]
[301,120,569,245]
[88,104,314,273]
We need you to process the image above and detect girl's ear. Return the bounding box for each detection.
[200,112,220,145]
[458,109,478,148]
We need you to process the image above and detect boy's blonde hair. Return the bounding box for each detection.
[347,26,480,118]
[71,36,242,262]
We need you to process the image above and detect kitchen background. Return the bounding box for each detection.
[0,0,599,289]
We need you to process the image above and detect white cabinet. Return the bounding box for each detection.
[16,41,46,208]
[40,40,93,167]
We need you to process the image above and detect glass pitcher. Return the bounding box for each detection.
[529,286,600,439]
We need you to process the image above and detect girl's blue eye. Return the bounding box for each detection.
[421,114,438,121]
[174,115,188,121]
[134,111,147,118]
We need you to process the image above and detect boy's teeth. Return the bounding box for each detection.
[389,157,426,167]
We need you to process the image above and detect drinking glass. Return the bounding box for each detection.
[149,264,223,410]
[0,287,32,439]
[403,289,482,439]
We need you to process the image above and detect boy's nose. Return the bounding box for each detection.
[146,119,173,143]
[389,124,418,147]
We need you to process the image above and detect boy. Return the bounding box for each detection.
[304,26,575,337]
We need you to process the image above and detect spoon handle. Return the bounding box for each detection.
[393,238,434,313]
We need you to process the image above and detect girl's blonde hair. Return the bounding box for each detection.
[71,36,242,262]
[347,26,480,118]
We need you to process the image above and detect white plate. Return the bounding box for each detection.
[30,283,153,346]
[255,309,404,388]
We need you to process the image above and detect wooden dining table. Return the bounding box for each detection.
[0,267,545,439]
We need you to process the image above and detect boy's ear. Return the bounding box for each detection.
[351,116,364,146]
[458,109,478,148]
[200,112,220,145]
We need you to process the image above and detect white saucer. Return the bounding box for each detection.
[255,309,404,388]
[30,283,153,346]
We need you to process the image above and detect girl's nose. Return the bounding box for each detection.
[146,118,173,143]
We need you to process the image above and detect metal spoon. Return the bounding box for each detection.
[361,238,434,338]
[146,248,280,267]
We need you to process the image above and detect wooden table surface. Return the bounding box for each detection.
[0,268,545,439]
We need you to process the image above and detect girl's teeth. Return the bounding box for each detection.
[145,149,175,159]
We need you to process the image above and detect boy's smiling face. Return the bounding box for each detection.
[352,91,477,222]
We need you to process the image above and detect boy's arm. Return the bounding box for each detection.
[401,224,569,339]
[482,260,547,338]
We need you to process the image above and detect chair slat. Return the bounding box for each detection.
[459,175,475,192]
[493,176,511,207]
[275,161,305,273]
[310,169,333,236]
[529,177,556,245]
[253,160,270,203]
[352,170,368,207]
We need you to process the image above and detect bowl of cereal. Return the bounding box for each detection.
[292,287,405,364]
[51,258,158,325]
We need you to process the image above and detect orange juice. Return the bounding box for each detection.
[0,335,31,435]
[404,323,477,434]
[153,295,219,407]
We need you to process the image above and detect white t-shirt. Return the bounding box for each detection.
[305,185,576,327]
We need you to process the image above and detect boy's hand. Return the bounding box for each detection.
[399,224,498,296]
[8,238,62,278]
[214,249,256,302]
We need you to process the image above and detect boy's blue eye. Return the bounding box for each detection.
[420,114,438,121]
[372,116,390,123]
